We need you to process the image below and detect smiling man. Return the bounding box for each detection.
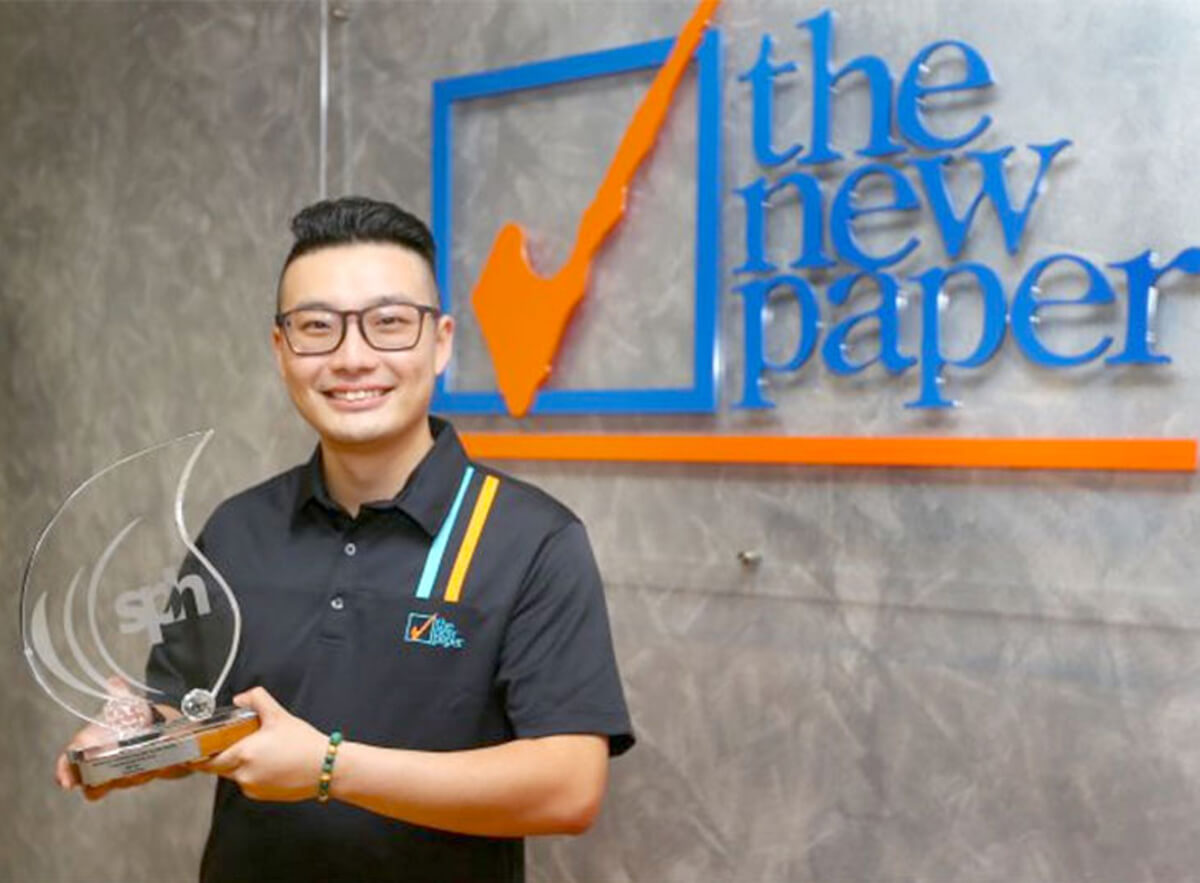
[58,196,634,883]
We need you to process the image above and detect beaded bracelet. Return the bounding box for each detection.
[316,730,343,804]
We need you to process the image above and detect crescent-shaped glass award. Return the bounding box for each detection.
[20,431,259,787]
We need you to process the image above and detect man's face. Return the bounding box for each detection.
[273,242,453,451]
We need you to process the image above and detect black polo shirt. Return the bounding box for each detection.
[148,418,633,883]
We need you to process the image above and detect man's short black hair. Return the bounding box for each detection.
[278,196,437,304]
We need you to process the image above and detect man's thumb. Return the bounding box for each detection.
[233,686,279,718]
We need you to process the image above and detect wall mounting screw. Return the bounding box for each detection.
[736,550,763,567]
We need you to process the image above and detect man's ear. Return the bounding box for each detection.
[434,313,455,376]
[271,325,288,379]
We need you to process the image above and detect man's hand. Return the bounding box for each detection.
[188,687,611,836]
[56,719,130,801]
[54,679,189,801]
[192,687,327,802]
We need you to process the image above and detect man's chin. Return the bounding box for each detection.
[312,413,428,452]
[296,393,433,452]
[321,424,394,448]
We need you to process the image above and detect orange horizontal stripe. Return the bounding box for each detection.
[460,433,1197,473]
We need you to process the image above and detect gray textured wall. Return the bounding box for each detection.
[5,1,1200,881]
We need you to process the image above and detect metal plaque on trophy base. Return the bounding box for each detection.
[68,706,260,787]
[21,431,259,790]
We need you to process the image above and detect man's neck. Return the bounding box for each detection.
[319,422,436,517]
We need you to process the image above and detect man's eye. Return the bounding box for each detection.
[374,312,414,328]
[298,319,334,333]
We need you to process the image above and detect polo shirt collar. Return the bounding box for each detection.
[295,417,471,537]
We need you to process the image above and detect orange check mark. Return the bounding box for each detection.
[409,614,438,642]
[471,0,722,417]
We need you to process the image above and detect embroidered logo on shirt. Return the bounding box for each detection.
[403,612,465,650]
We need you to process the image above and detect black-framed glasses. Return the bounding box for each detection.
[275,302,441,355]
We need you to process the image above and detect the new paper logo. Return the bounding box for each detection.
[429,0,1196,473]
[404,612,465,650]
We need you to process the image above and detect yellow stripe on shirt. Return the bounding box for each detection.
[443,475,500,603]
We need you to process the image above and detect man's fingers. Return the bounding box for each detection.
[193,746,241,777]
[65,730,91,751]
[66,720,117,752]
[82,784,111,802]
[55,753,78,790]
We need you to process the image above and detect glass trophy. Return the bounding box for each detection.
[20,431,259,788]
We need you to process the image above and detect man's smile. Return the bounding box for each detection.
[324,386,394,406]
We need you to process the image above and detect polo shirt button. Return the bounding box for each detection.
[330,595,345,611]
[344,542,357,557]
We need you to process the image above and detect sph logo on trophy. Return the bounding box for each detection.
[115,569,212,646]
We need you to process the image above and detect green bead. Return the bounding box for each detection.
[330,731,343,745]
[322,759,333,772]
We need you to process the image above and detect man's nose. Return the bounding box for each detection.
[329,315,378,368]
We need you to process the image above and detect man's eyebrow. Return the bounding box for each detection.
[289,298,338,311]
[286,293,427,311]
[370,293,426,307]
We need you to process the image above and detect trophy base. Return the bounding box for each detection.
[68,706,260,788]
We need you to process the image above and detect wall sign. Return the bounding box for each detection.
[431,0,1197,471]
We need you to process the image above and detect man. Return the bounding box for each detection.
[56,196,635,882]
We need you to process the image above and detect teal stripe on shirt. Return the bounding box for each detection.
[414,466,475,600]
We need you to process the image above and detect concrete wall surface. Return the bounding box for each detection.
[4,1,1200,881]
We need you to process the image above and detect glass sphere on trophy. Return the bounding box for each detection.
[21,431,259,788]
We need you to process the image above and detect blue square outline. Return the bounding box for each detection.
[430,30,722,415]
[404,612,434,645]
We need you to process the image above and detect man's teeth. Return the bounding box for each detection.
[330,389,386,401]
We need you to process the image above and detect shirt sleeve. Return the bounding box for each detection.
[496,520,635,756]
